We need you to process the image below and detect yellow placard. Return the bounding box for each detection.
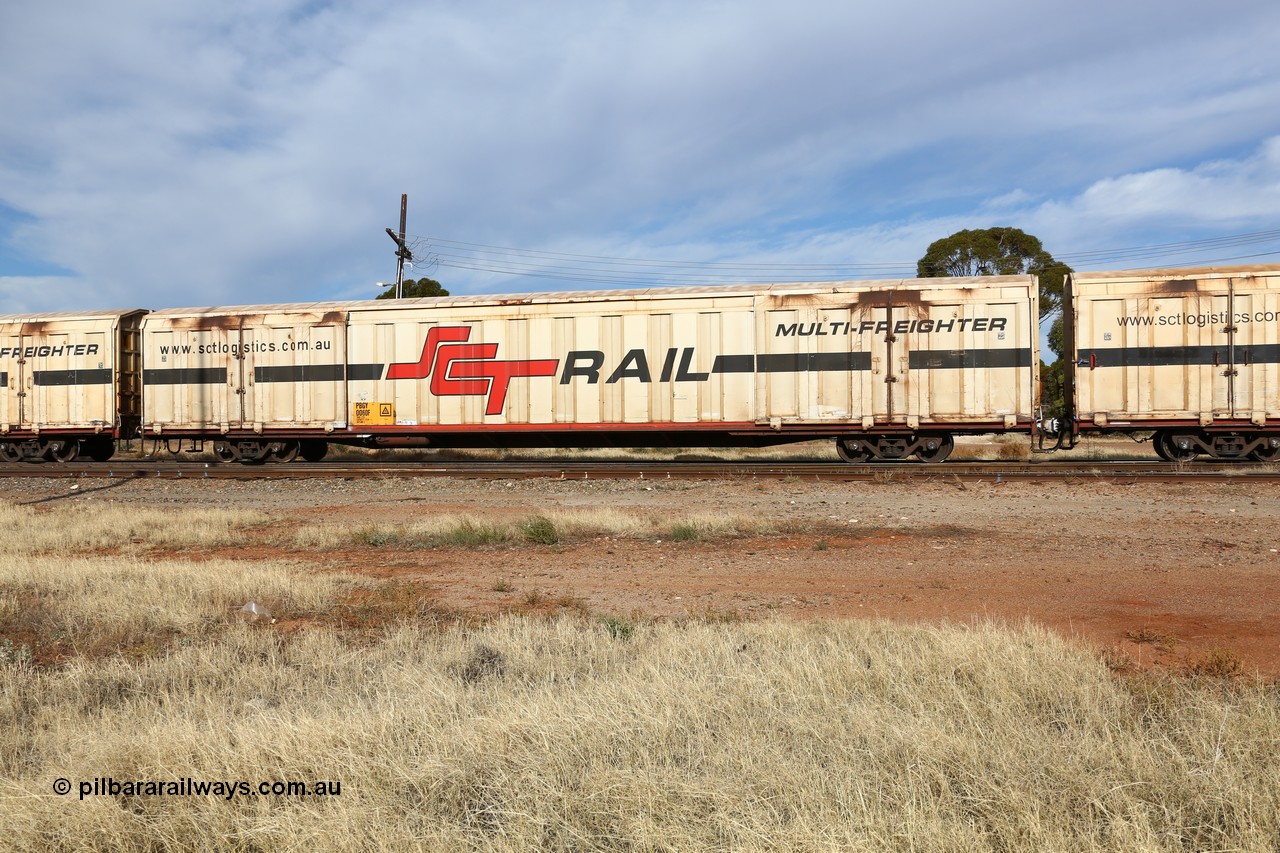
[353,402,395,426]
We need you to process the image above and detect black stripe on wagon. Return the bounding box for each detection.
[33,369,113,386]
[143,367,228,385]
[0,372,7,386]
[255,364,346,383]
[753,352,872,373]
[346,363,386,381]
[254,363,386,382]
[1080,344,1280,368]
[908,348,1033,370]
[711,354,756,374]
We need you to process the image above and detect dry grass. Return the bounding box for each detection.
[2,616,1279,851]
[0,503,267,555]
[1053,435,1158,462]
[293,507,842,550]
[951,435,1030,462]
[0,553,364,661]
[3,501,1279,849]
[1126,626,1180,647]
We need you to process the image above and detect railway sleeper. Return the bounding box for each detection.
[835,433,955,463]
[1153,430,1280,462]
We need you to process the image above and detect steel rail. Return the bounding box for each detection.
[0,458,1277,482]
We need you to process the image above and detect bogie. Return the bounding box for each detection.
[835,433,956,463]
[1150,430,1280,462]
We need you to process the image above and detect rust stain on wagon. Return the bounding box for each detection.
[168,315,242,331]
[163,310,347,331]
[1150,279,1207,294]
[771,290,834,307]
[851,289,930,320]
[168,315,269,331]
[853,289,926,308]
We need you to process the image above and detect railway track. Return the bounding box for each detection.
[0,457,1277,482]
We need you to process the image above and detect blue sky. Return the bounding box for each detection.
[2,0,1279,314]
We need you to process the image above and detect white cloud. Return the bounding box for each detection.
[1022,137,1280,264]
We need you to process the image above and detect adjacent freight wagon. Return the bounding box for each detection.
[0,309,145,462]
[1064,264,1280,460]
[139,276,1041,462]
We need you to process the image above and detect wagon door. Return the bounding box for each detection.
[1221,278,1280,423]
[1233,280,1280,424]
[904,291,1034,430]
[30,324,112,429]
[248,318,347,430]
[755,296,870,424]
[143,320,235,433]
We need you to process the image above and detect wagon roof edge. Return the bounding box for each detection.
[0,308,147,323]
[141,276,1039,317]
[1069,263,1280,283]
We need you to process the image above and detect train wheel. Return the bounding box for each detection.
[0,443,20,463]
[299,439,329,462]
[268,441,300,463]
[1250,436,1280,462]
[83,437,115,462]
[835,437,872,463]
[1152,432,1170,461]
[213,442,239,463]
[46,440,80,463]
[915,434,954,463]
[1157,431,1197,462]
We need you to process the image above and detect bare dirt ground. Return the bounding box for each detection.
[6,471,1279,676]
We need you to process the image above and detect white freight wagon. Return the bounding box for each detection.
[141,277,1040,462]
[0,309,144,462]
[1066,264,1280,460]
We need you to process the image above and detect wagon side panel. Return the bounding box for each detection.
[2,316,130,434]
[141,317,236,433]
[243,312,347,431]
[903,284,1037,428]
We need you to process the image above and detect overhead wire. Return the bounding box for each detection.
[411,228,1280,287]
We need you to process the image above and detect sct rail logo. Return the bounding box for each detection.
[386,326,559,415]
